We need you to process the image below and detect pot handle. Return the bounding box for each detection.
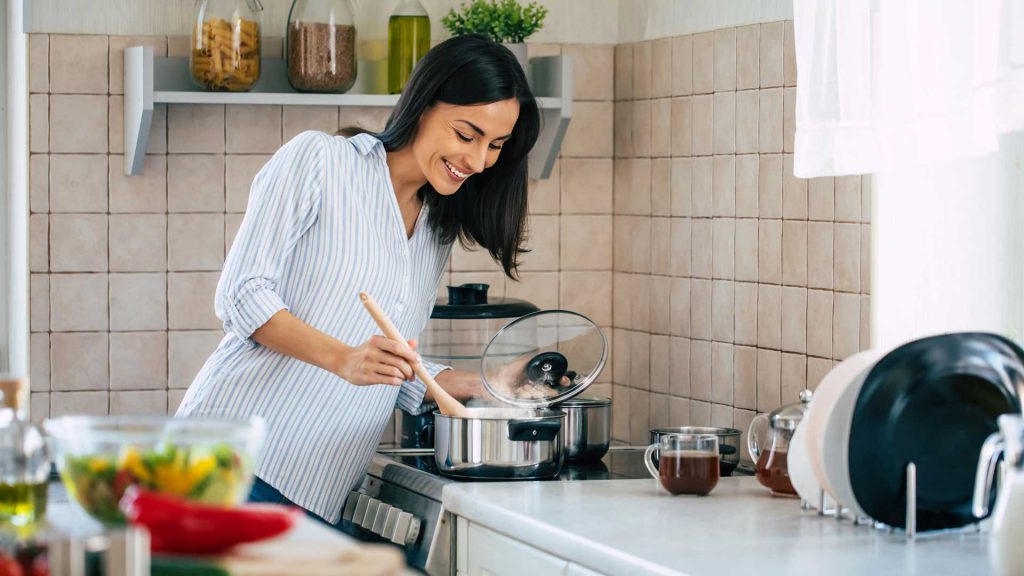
[747,414,769,463]
[507,419,560,441]
[643,444,659,480]
[973,431,1005,518]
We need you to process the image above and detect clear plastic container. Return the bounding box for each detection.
[287,0,358,93]
[190,0,263,92]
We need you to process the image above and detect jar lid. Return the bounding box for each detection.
[430,284,540,320]
[556,395,611,408]
[481,310,608,408]
[768,389,813,430]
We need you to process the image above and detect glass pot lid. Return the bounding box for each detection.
[481,310,608,408]
[768,389,813,431]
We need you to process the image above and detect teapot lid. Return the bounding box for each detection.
[768,389,813,431]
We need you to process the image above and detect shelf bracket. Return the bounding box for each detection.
[528,55,573,180]
[124,45,154,176]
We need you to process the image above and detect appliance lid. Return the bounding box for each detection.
[556,395,612,408]
[481,310,608,408]
[430,283,540,319]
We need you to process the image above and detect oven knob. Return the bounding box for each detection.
[371,504,392,535]
[390,511,421,546]
[361,499,381,530]
[342,491,361,523]
[352,493,371,526]
[382,507,402,540]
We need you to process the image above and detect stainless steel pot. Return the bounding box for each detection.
[434,408,566,480]
[557,396,611,461]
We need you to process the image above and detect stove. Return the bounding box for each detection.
[338,446,666,574]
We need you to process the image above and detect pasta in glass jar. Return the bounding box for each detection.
[190,0,263,92]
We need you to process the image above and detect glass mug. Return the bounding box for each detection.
[643,434,720,495]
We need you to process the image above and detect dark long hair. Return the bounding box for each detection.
[368,34,540,278]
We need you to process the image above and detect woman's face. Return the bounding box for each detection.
[412,99,520,195]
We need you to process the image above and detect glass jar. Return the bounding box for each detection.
[387,0,430,94]
[189,0,263,92]
[287,0,358,93]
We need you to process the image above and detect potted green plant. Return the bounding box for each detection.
[441,0,548,70]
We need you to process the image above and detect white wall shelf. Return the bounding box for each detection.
[123,45,572,179]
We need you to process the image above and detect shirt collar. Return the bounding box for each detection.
[349,132,385,159]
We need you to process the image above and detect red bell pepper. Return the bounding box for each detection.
[119,488,302,555]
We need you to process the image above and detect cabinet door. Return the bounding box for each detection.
[463,522,568,576]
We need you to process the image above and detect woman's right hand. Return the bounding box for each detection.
[334,335,421,386]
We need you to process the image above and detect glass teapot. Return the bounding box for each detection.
[747,390,812,496]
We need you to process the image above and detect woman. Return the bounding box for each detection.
[176,34,540,524]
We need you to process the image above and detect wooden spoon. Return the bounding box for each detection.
[359,292,469,418]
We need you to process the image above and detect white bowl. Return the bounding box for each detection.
[788,422,821,507]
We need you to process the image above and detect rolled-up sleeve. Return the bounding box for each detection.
[396,360,451,414]
[216,131,327,345]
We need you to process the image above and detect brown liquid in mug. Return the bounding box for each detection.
[755,449,797,496]
[659,450,719,495]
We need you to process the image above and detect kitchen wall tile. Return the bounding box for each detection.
[835,175,862,222]
[736,25,759,90]
[807,357,835,391]
[30,155,48,213]
[614,101,633,158]
[691,95,713,157]
[225,154,270,213]
[110,99,167,154]
[734,155,758,218]
[711,156,735,218]
[782,220,808,286]
[649,275,671,335]
[670,337,691,397]
[783,155,808,220]
[672,35,693,96]
[862,177,873,223]
[561,159,612,214]
[651,218,671,276]
[109,155,167,213]
[689,400,711,427]
[758,154,783,219]
[168,331,223,389]
[51,392,108,417]
[650,393,671,429]
[167,35,189,58]
[630,274,652,331]
[671,158,692,217]
[670,97,692,157]
[111,391,167,415]
[631,99,652,158]
[51,273,108,332]
[756,348,782,412]
[630,331,651,390]
[713,92,736,155]
[613,218,630,273]
[109,214,166,272]
[168,155,226,212]
[758,88,783,154]
[757,219,782,285]
[625,159,653,217]
[110,273,167,331]
[631,217,652,275]
[167,273,220,330]
[691,157,712,217]
[735,90,759,155]
[808,176,835,221]
[783,87,796,153]
[806,289,834,358]
[337,107,391,134]
[530,162,561,215]
[612,328,630,384]
[834,223,861,293]
[734,408,757,463]
[559,271,612,327]
[226,105,282,154]
[30,334,49,392]
[713,28,737,92]
[507,272,559,312]
[168,214,225,271]
[615,43,633,100]
[110,332,167,390]
[650,334,670,393]
[670,277,691,337]
[711,404,734,430]
[692,32,714,95]
[651,99,672,157]
[691,218,712,278]
[30,95,47,153]
[861,225,871,293]
[712,342,734,404]
[690,279,712,341]
[690,340,712,401]
[51,332,108,391]
[50,35,108,94]
[168,104,225,154]
[282,107,338,143]
[50,155,107,213]
[29,35,48,93]
[562,102,613,158]
[861,295,872,351]
[50,214,107,272]
[564,44,614,101]
[781,352,806,404]
[226,213,244,254]
[633,41,652,100]
[760,22,784,88]
[109,36,167,94]
[30,275,48,333]
[784,21,798,87]
[735,219,758,282]
[833,293,861,360]
[734,345,757,409]
[712,218,735,280]
[807,222,834,289]
[520,215,560,271]
[50,95,107,153]
[451,241,499,273]
[735,281,758,346]
[651,159,672,216]
[629,389,651,444]
[651,39,672,99]
[711,280,735,342]
[757,283,782,349]
[29,215,47,273]
[29,393,48,423]
[611,384,630,442]
[781,286,807,353]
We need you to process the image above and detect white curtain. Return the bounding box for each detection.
[792,0,1024,178]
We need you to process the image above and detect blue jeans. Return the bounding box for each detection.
[248,476,342,529]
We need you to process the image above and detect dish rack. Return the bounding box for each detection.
[803,463,986,539]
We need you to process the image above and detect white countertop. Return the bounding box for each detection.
[442,476,992,576]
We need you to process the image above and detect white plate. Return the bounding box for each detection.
[788,422,820,507]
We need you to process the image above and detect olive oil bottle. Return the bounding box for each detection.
[387,0,430,94]
[0,376,48,528]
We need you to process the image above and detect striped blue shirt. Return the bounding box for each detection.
[177,131,452,523]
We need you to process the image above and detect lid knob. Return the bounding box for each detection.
[447,284,489,306]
